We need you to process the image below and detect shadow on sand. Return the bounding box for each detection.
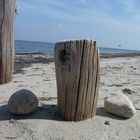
[96,107,125,120]
[0,104,65,121]
[0,104,126,121]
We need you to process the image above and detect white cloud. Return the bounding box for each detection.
[57,23,65,30]
[120,0,136,12]
[16,0,140,31]
[80,0,86,4]
[17,1,37,10]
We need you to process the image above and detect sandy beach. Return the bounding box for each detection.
[0,54,140,140]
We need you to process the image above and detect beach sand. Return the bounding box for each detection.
[0,54,140,140]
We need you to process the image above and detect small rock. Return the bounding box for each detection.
[8,89,38,115]
[104,120,110,125]
[104,93,136,119]
[122,88,135,95]
[9,119,16,124]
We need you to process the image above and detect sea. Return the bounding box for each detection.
[15,40,139,54]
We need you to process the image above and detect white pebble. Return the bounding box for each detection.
[104,93,136,119]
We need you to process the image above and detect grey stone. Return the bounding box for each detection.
[104,120,110,125]
[8,89,38,115]
[104,93,136,119]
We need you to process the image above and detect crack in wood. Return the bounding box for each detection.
[74,40,85,120]
[83,40,92,118]
[92,47,99,116]
[0,0,5,82]
[64,82,68,117]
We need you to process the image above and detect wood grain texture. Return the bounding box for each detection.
[55,39,100,121]
[0,0,16,84]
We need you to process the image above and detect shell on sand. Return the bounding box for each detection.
[8,89,38,115]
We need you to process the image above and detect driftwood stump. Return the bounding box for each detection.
[55,39,100,121]
[0,0,16,84]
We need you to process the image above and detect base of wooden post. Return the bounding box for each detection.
[55,39,100,121]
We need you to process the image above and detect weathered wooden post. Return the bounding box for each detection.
[0,0,16,84]
[55,39,100,121]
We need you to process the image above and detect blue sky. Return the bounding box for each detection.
[16,0,140,50]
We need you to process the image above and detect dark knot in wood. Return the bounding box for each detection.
[59,49,71,72]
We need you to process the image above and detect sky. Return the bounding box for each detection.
[15,0,140,50]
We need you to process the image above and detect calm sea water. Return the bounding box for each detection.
[15,40,138,54]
